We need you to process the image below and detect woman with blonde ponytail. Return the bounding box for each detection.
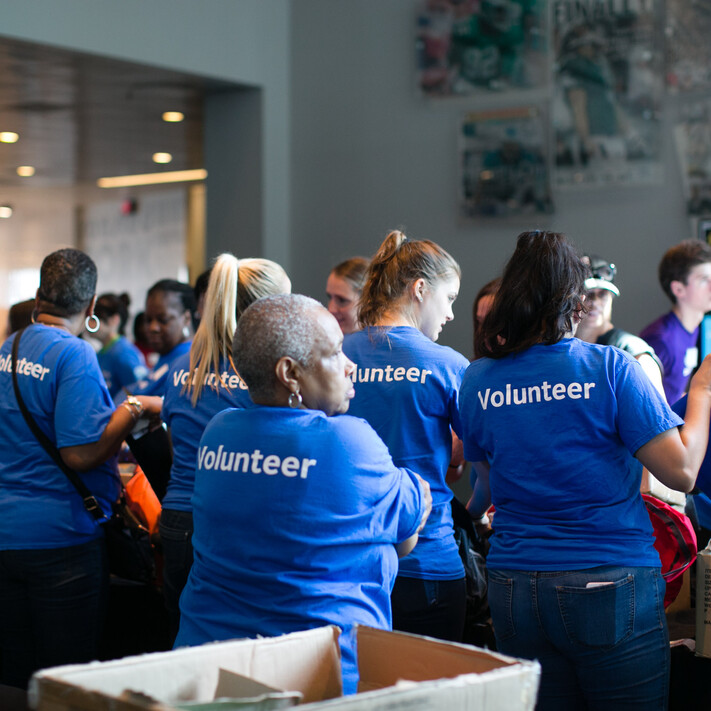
[160,253,291,639]
[343,229,469,643]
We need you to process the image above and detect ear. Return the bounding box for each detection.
[670,279,686,301]
[274,356,301,395]
[411,278,427,304]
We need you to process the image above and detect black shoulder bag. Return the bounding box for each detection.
[11,328,155,584]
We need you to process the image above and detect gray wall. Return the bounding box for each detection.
[1,0,694,359]
[290,0,690,358]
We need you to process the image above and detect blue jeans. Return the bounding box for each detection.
[0,538,108,689]
[159,508,194,642]
[488,566,669,711]
[391,576,466,642]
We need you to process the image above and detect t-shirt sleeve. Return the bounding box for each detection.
[339,417,425,544]
[458,363,487,463]
[447,356,470,439]
[54,341,114,448]
[615,356,683,455]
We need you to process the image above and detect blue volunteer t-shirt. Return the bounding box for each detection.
[119,340,191,401]
[97,335,148,398]
[161,353,253,511]
[343,326,468,581]
[174,407,425,695]
[460,338,682,571]
[0,325,120,549]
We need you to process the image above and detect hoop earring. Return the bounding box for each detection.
[31,308,37,324]
[85,314,100,333]
[288,390,303,409]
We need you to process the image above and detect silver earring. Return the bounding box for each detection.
[183,326,190,338]
[85,314,100,333]
[288,391,303,408]
[417,294,423,303]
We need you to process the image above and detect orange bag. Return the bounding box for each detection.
[125,466,162,536]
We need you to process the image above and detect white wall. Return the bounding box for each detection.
[290,0,690,358]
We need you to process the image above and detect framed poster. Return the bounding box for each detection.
[552,0,663,187]
[460,106,553,218]
[666,0,711,92]
[674,101,711,215]
[416,0,547,97]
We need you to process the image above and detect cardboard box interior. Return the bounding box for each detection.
[30,625,540,711]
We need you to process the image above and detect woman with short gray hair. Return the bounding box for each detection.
[175,294,431,695]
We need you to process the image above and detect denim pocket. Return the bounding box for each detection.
[487,570,515,641]
[557,574,634,649]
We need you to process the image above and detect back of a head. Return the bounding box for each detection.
[187,254,291,404]
[477,230,587,358]
[233,294,323,402]
[359,230,460,326]
[37,248,97,317]
[331,257,370,293]
[94,292,131,335]
[659,239,711,303]
[472,278,501,357]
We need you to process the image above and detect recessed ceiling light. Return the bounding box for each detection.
[162,111,184,123]
[0,132,19,143]
[97,168,207,188]
[152,152,172,164]
[17,166,35,177]
[0,205,13,218]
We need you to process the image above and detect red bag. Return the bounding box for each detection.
[643,493,697,607]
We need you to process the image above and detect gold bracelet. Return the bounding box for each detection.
[123,395,144,418]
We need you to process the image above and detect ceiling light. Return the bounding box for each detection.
[162,111,184,123]
[0,132,19,143]
[0,205,12,218]
[17,166,35,177]
[97,168,207,188]
[152,152,172,164]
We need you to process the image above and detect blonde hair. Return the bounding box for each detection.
[359,230,460,327]
[186,253,290,404]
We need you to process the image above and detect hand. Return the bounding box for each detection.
[136,396,164,428]
[689,354,711,398]
[414,473,432,533]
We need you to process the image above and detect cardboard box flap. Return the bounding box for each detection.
[301,662,541,711]
[30,626,342,710]
[355,626,517,689]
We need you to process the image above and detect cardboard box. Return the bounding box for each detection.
[30,626,539,711]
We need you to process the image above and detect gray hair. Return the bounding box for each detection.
[232,293,324,401]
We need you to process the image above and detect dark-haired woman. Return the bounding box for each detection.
[343,230,468,643]
[472,277,500,359]
[460,231,711,710]
[0,249,162,688]
[93,292,148,398]
[125,279,195,398]
[326,256,370,335]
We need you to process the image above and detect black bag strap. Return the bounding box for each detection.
[11,327,105,521]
